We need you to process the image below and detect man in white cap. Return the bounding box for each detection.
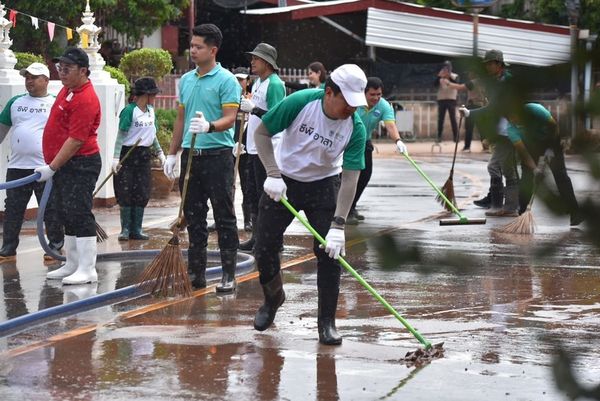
[251,64,367,346]
[0,62,63,261]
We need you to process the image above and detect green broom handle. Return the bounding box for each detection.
[402,153,467,222]
[280,197,432,349]
[93,137,143,198]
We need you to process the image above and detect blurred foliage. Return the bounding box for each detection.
[119,48,173,81]
[154,109,177,155]
[14,52,45,70]
[104,65,131,97]
[552,346,600,400]
[3,1,188,56]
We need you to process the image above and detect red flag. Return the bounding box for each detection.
[9,10,17,27]
[47,22,55,41]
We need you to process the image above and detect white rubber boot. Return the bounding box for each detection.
[62,236,98,285]
[47,235,78,279]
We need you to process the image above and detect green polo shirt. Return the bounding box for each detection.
[506,103,555,144]
[357,98,395,140]
[178,63,241,149]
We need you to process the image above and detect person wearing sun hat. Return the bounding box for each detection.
[237,43,286,253]
[112,77,165,242]
[250,64,367,346]
[0,62,64,261]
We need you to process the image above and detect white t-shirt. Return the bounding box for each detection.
[118,103,158,146]
[262,89,366,182]
[0,94,54,169]
[246,73,286,155]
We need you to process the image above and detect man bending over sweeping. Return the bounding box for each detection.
[504,103,583,226]
[252,64,367,345]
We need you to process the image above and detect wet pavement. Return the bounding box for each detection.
[1,141,599,400]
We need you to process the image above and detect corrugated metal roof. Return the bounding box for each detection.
[242,0,361,15]
[365,7,571,66]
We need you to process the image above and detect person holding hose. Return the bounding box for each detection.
[112,77,166,241]
[163,24,241,293]
[0,62,64,261]
[252,64,367,345]
[37,47,102,285]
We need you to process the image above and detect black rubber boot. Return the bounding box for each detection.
[188,247,207,289]
[129,207,149,240]
[118,206,132,241]
[239,214,257,252]
[216,250,237,292]
[0,220,20,259]
[473,192,491,208]
[318,287,342,345]
[254,273,285,331]
[490,178,504,209]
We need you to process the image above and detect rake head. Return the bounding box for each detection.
[95,222,109,243]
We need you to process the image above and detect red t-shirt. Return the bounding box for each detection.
[43,80,101,163]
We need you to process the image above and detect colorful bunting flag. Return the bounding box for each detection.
[30,16,39,30]
[66,28,73,40]
[47,22,55,41]
[81,32,89,48]
[9,10,17,27]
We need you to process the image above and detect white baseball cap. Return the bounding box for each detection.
[20,62,50,78]
[330,64,368,108]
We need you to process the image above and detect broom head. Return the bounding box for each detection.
[96,222,108,242]
[436,177,456,212]
[495,209,536,235]
[137,234,192,297]
[169,216,188,233]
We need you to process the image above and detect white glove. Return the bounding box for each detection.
[534,164,545,177]
[189,111,210,134]
[240,98,255,113]
[157,151,166,167]
[111,158,121,174]
[34,165,56,182]
[324,228,345,259]
[544,148,555,162]
[458,106,470,118]
[232,142,246,157]
[560,138,571,152]
[395,139,408,154]
[263,177,287,202]
[163,154,178,180]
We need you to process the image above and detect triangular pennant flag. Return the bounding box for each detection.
[66,28,73,40]
[30,16,39,30]
[47,22,55,41]
[9,10,17,27]
[81,32,89,48]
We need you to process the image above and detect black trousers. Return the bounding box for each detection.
[437,99,458,141]
[464,102,483,149]
[114,146,152,207]
[351,140,373,211]
[2,168,63,247]
[235,152,253,215]
[179,149,238,253]
[245,154,267,216]
[51,153,101,237]
[254,175,341,288]
[519,139,579,215]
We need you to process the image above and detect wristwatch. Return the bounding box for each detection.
[332,216,346,226]
[208,122,216,133]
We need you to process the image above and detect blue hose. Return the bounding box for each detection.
[0,251,255,337]
[0,172,41,190]
[0,173,256,337]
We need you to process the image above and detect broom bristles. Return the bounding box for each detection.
[96,222,108,242]
[137,234,192,297]
[496,210,536,235]
[436,178,456,212]
[169,216,187,233]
